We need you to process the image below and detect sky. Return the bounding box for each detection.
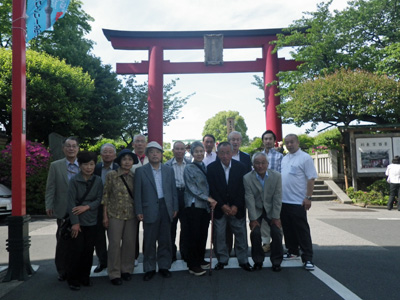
[80,0,351,144]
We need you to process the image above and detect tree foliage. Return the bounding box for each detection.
[0,0,190,145]
[278,68,400,131]
[203,111,249,145]
[0,48,94,142]
[274,0,400,98]
[0,0,12,48]
[120,76,192,146]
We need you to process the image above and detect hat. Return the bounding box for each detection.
[115,149,139,166]
[145,141,163,154]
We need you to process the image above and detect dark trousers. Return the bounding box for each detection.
[66,225,96,285]
[95,204,107,266]
[55,218,69,276]
[171,188,188,260]
[280,203,313,262]
[142,198,173,272]
[388,183,400,210]
[250,216,283,267]
[185,205,210,269]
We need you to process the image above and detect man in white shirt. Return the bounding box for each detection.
[202,134,217,166]
[281,134,317,271]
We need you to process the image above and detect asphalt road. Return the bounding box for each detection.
[0,201,399,300]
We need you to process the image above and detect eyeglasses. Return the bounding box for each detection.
[64,144,78,149]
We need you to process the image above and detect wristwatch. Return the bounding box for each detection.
[306,196,312,200]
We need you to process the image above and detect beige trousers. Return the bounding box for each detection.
[107,217,138,279]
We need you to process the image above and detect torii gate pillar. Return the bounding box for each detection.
[148,46,164,143]
[264,44,282,141]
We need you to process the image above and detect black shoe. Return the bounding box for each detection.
[121,273,132,281]
[239,263,252,272]
[200,260,210,269]
[214,262,227,271]
[58,274,66,282]
[94,264,106,273]
[69,284,81,291]
[80,278,93,286]
[252,263,263,271]
[272,265,282,272]
[159,269,172,278]
[143,271,156,281]
[111,278,123,285]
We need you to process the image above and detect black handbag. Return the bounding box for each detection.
[60,178,95,240]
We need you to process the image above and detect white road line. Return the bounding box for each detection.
[377,218,400,220]
[311,266,363,300]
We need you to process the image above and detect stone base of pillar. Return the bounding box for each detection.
[3,215,35,282]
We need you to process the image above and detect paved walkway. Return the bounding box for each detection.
[0,201,399,300]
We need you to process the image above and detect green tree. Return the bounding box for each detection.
[272,0,400,97]
[0,48,94,142]
[278,68,400,131]
[203,111,249,144]
[121,76,192,146]
[0,0,12,48]
[29,0,125,142]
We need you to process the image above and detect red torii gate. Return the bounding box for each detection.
[103,28,300,145]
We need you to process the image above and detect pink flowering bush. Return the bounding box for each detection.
[0,141,51,214]
[309,145,329,155]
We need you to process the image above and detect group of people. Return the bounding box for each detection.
[45,130,318,291]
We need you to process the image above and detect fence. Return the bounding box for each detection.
[311,150,339,179]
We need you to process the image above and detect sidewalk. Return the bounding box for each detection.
[0,201,397,300]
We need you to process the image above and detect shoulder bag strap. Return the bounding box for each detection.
[120,175,134,199]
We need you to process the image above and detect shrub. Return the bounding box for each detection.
[346,185,388,207]
[240,137,263,156]
[367,178,389,196]
[0,141,51,214]
[313,128,342,151]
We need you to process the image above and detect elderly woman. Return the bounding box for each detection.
[183,141,217,276]
[103,149,138,285]
[386,156,400,210]
[66,151,103,291]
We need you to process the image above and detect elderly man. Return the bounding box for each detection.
[203,134,217,166]
[207,142,252,272]
[45,137,80,281]
[135,141,178,281]
[281,134,317,271]
[93,143,118,273]
[132,134,149,172]
[226,131,252,255]
[244,152,283,272]
[165,141,191,261]
[261,130,283,253]
[131,134,149,265]
[228,131,252,173]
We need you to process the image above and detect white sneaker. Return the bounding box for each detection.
[283,253,299,260]
[304,261,314,270]
[134,259,139,267]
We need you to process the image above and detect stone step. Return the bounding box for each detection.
[311,194,337,201]
[313,190,333,196]
[314,185,329,190]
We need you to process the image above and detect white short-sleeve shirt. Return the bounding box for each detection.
[281,149,317,205]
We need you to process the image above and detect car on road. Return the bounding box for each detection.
[0,184,12,216]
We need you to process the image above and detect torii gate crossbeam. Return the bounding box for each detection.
[103,29,300,145]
